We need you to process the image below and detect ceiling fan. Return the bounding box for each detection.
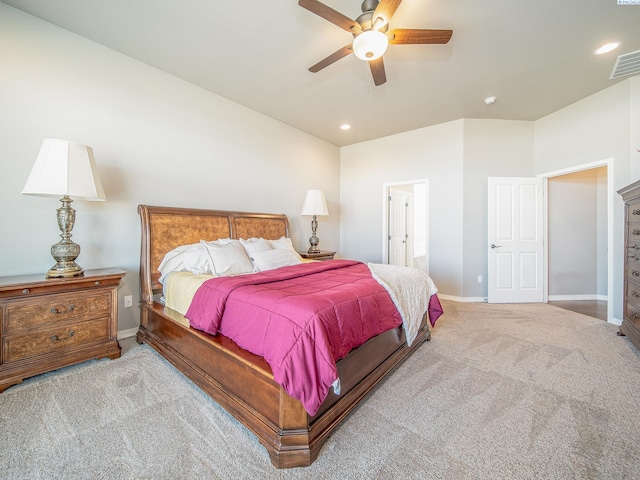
[299,0,453,86]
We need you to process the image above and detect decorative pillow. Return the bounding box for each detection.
[250,249,303,271]
[201,240,254,276]
[239,237,273,256]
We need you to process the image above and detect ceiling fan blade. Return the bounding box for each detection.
[372,0,402,28]
[388,28,453,44]
[369,57,387,86]
[309,44,353,73]
[298,0,362,34]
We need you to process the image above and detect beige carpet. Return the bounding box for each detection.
[1,300,639,479]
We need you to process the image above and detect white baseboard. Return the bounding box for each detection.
[439,293,609,304]
[117,327,139,340]
[548,294,608,301]
[437,294,487,303]
[609,317,623,326]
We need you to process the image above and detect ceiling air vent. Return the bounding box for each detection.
[610,49,640,79]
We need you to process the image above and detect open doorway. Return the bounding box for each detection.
[383,180,429,273]
[541,159,612,322]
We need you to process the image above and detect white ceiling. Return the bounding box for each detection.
[4,0,640,146]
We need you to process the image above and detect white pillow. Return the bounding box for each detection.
[201,240,254,277]
[268,236,298,253]
[203,237,233,245]
[239,237,273,256]
[250,249,302,271]
[158,243,204,283]
[182,249,212,276]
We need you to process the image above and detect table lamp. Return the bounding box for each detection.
[22,139,106,278]
[300,189,329,254]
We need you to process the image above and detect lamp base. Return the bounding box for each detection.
[47,262,84,278]
[307,215,321,254]
[45,196,84,278]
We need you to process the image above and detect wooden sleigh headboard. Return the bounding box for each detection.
[138,205,290,304]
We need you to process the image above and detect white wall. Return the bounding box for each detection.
[633,77,640,180]
[547,168,606,297]
[534,80,637,321]
[597,166,608,296]
[462,119,534,298]
[0,5,340,333]
[340,119,534,299]
[3,4,637,328]
[341,80,637,318]
[340,120,465,296]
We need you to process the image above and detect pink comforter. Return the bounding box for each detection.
[186,260,429,415]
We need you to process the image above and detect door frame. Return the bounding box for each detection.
[539,158,614,323]
[382,179,429,268]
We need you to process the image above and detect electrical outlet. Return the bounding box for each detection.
[477,275,483,283]
[124,295,133,308]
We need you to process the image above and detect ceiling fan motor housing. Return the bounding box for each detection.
[356,0,389,34]
[361,0,379,14]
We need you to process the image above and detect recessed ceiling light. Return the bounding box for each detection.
[484,96,496,105]
[340,124,351,130]
[594,42,621,55]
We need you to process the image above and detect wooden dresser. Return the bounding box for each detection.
[0,268,125,392]
[618,180,640,351]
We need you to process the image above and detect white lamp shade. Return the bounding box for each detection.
[352,30,389,61]
[22,139,106,201]
[301,189,329,216]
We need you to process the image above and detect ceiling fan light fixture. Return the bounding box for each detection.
[352,30,389,61]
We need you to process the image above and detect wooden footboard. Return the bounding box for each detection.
[137,301,429,468]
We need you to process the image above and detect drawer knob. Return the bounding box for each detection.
[50,330,75,341]
[633,209,640,215]
[50,304,75,314]
[633,229,640,236]
[632,313,639,320]
[94,281,101,286]
[22,289,30,294]
[633,291,640,298]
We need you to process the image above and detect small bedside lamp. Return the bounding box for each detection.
[301,189,329,254]
[22,139,106,278]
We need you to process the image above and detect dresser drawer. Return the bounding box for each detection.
[2,316,110,363]
[628,263,640,282]
[628,223,640,241]
[627,280,640,304]
[627,241,640,260]
[628,199,640,220]
[626,301,640,326]
[1,290,111,334]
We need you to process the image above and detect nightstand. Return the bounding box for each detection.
[0,268,125,392]
[298,251,336,261]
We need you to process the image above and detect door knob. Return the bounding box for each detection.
[490,244,502,249]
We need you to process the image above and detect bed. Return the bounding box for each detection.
[136,204,441,468]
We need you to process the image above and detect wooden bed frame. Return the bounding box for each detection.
[136,204,431,468]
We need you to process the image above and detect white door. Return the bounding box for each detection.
[488,177,544,303]
[388,188,410,266]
